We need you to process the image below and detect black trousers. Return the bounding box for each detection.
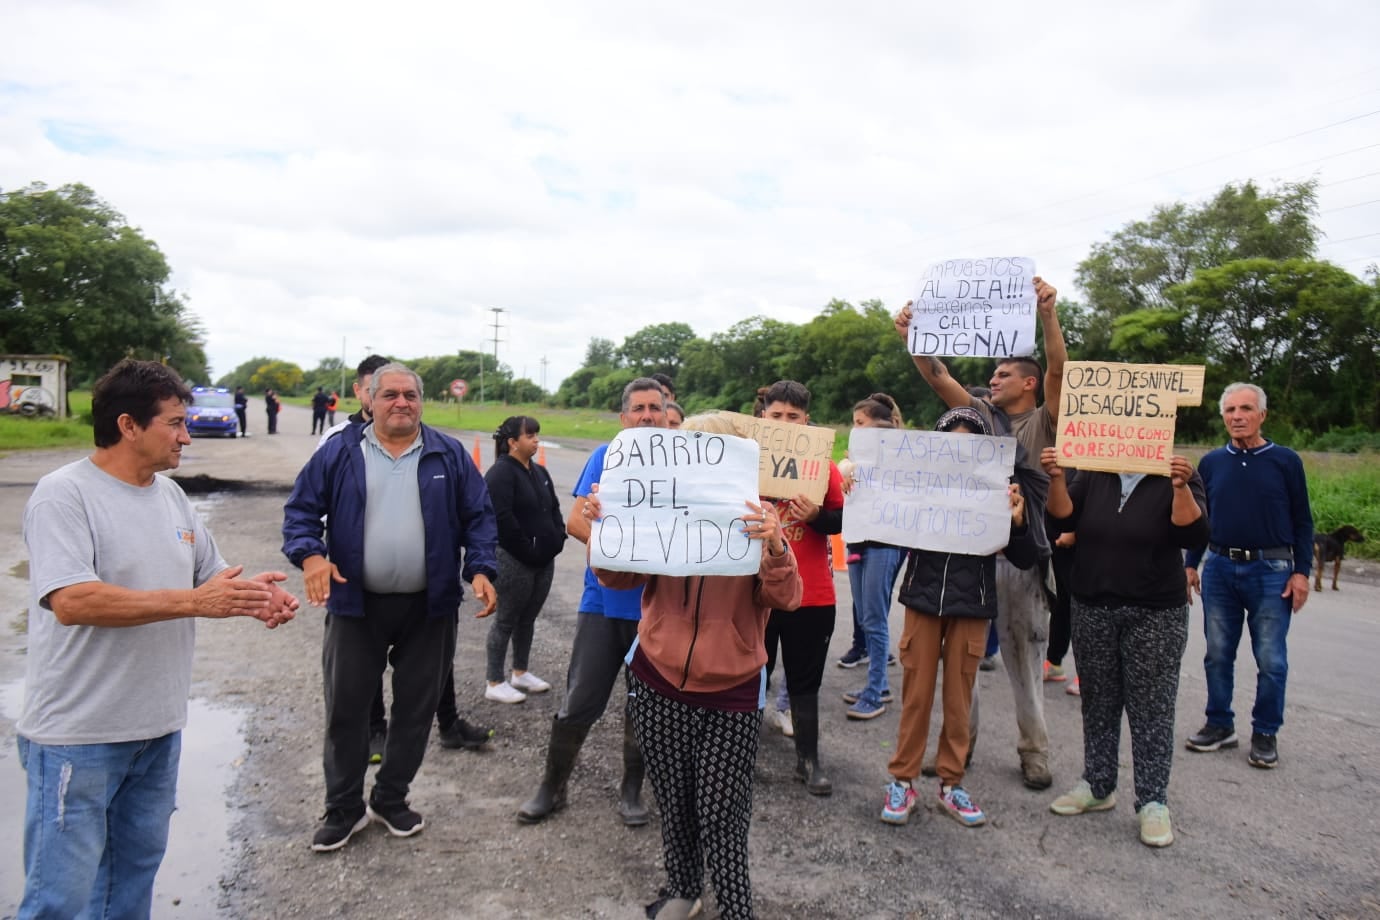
[764,604,836,696]
[322,593,455,810]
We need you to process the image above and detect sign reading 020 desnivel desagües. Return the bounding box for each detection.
[843,427,1018,556]
[588,427,763,576]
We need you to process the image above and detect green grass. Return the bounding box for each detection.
[0,391,94,451]
[1302,451,1380,561]
[420,402,622,442]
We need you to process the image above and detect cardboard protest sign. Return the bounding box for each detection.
[842,427,1017,556]
[589,427,762,576]
[1055,362,1206,475]
[720,411,836,503]
[908,257,1037,358]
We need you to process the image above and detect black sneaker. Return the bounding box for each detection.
[1248,732,1278,769]
[367,799,425,837]
[311,807,369,852]
[368,731,386,765]
[887,653,899,667]
[1186,723,1238,752]
[439,718,494,750]
[837,648,868,668]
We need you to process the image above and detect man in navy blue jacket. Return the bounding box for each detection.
[283,363,498,852]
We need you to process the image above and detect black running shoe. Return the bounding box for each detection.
[1247,732,1278,769]
[439,718,494,750]
[311,807,368,853]
[367,799,425,837]
[1186,723,1238,752]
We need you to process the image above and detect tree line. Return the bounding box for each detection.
[555,180,1379,448]
[5,179,1376,446]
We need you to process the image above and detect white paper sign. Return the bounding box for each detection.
[842,427,1017,556]
[908,257,1037,357]
[589,427,762,576]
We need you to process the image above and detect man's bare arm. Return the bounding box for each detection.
[894,303,970,409]
[1035,277,1067,421]
[48,565,280,628]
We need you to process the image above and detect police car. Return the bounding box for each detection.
[188,387,240,437]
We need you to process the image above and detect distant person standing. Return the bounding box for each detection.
[265,389,280,434]
[327,390,339,426]
[1184,383,1313,770]
[483,415,568,703]
[311,387,330,435]
[17,359,298,917]
[234,385,249,437]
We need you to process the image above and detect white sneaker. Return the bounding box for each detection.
[778,709,794,737]
[485,681,527,704]
[510,672,551,694]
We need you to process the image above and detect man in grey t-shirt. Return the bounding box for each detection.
[18,359,299,920]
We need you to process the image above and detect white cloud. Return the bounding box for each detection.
[4,0,1378,387]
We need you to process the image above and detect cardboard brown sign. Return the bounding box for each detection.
[1055,362,1205,475]
[720,411,836,502]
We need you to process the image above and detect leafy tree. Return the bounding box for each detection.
[618,322,696,376]
[216,356,279,390]
[584,337,619,368]
[249,360,305,395]
[1076,180,1319,354]
[0,182,208,384]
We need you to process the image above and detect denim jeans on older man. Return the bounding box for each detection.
[1200,551,1293,735]
[847,544,905,707]
[18,731,180,920]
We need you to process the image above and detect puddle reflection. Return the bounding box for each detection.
[0,684,245,919]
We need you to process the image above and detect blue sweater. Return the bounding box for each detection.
[1183,440,1313,576]
[282,422,499,618]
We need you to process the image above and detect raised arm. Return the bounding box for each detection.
[1034,277,1067,422]
[894,302,970,409]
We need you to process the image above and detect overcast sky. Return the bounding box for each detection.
[4,1,1378,390]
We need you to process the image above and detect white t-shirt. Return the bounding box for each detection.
[19,458,226,744]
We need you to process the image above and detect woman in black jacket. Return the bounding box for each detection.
[881,407,1040,829]
[1040,445,1208,848]
[483,416,567,703]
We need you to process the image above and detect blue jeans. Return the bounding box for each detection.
[846,545,905,707]
[1201,552,1293,735]
[19,732,181,920]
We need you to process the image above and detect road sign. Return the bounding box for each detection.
[450,379,468,399]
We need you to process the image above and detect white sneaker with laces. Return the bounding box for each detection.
[485,681,527,704]
[510,672,551,693]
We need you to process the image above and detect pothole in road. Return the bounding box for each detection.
[1,681,247,919]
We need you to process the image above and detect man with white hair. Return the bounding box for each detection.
[1184,382,1314,770]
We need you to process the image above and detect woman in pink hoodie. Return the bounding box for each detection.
[590,413,803,920]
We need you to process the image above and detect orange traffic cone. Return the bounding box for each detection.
[538,444,547,466]
[472,437,483,470]
[830,532,847,571]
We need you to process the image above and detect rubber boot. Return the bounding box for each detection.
[790,693,833,796]
[618,720,650,827]
[517,719,590,823]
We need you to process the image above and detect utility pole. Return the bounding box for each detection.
[540,355,548,396]
[340,336,347,396]
[489,307,505,403]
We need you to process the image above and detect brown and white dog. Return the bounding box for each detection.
[1314,525,1365,591]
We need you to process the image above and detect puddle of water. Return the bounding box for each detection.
[0,684,245,919]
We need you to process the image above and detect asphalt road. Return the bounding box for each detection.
[1,403,1377,918]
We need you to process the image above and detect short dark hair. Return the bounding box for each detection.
[356,354,390,380]
[996,356,1043,381]
[92,359,192,448]
[494,415,540,455]
[621,377,665,413]
[650,373,675,396]
[762,379,810,412]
